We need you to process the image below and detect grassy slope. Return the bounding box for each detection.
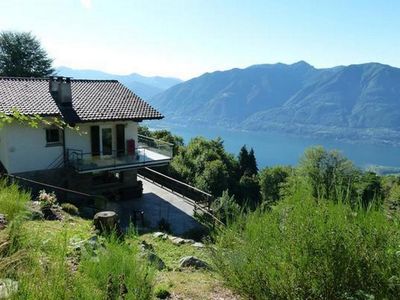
[139,234,239,299]
[1,212,237,299]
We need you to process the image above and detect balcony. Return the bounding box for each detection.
[67,135,173,173]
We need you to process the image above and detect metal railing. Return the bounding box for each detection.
[138,167,214,208]
[138,134,174,157]
[66,145,172,173]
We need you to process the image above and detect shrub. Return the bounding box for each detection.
[212,186,400,299]
[154,286,171,299]
[37,189,57,208]
[61,203,79,215]
[211,190,240,224]
[75,234,154,299]
[0,179,30,221]
[297,146,359,202]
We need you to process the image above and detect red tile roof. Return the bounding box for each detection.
[0,77,163,122]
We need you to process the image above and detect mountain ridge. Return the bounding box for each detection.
[56,66,182,99]
[149,61,400,145]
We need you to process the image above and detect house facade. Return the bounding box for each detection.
[0,76,172,199]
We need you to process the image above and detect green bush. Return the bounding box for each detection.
[61,203,79,215]
[212,187,400,299]
[154,286,171,299]
[0,179,30,221]
[74,234,154,299]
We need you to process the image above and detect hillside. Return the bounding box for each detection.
[150,62,400,144]
[56,67,182,99]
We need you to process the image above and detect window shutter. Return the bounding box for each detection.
[91,126,100,156]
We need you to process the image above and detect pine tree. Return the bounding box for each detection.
[238,145,249,176]
[248,148,258,176]
[238,145,258,176]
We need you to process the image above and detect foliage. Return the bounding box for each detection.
[0,31,54,77]
[212,186,400,300]
[37,189,57,208]
[195,159,230,197]
[237,174,261,208]
[138,125,184,156]
[0,108,81,135]
[357,171,383,207]
[154,286,171,299]
[171,137,239,197]
[238,145,258,176]
[61,203,79,216]
[0,179,30,221]
[75,234,154,300]
[1,217,154,299]
[297,146,359,202]
[259,165,292,206]
[210,190,240,224]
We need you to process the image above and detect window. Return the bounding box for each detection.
[46,128,62,145]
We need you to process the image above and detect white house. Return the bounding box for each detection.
[0,76,172,198]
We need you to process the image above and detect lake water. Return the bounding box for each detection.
[150,122,400,169]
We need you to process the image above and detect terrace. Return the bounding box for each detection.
[67,135,173,173]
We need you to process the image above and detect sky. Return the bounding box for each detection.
[0,0,399,79]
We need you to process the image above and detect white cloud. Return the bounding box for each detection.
[80,0,92,10]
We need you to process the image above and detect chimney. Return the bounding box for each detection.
[49,76,72,107]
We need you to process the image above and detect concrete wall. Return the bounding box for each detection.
[0,123,63,173]
[0,121,138,174]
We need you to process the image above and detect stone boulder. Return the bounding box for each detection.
[27,202,44,220]
[192,242,205,248]
[145,252,166,271]
[0,279,18,299]
[169,236,185,245]
[139,241,166,270]
[140,240,154,252]
[179,256,209,269]
[153,232,168,240]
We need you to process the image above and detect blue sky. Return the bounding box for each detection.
[0,0,399,79]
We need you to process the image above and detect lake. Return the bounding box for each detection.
[150,122,400,169]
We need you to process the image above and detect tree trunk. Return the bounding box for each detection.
[93,211,121,235]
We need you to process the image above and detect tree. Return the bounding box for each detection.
[238,145,258,177]
[150,129,184,156]
[138,125,184,156]
[211,190,240,224]
[171,137,239,196]
[196,160,229,197]
[357,172,383,207]
[298,146,359,202]
[238,174,261,209]
[0,31,54,77]
[259,166,292,205]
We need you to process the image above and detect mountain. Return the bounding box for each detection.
[56,67,182,99]
[150,62,400,145]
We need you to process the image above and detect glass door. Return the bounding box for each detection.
[101,127,112,156]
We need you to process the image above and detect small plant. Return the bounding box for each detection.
[61,203,79,216]
[154,286,171,299]
[0,179,30,221]
[37,189,57,208]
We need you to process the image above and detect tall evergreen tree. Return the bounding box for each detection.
[238,145,250,176]
[238,145,258,176]
[0,31,54,77]
[248,148,258,176]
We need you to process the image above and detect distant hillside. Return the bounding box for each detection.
[150,62,400,145]
[56,67,182,99]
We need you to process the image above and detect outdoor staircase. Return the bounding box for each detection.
[46,153,65,169]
